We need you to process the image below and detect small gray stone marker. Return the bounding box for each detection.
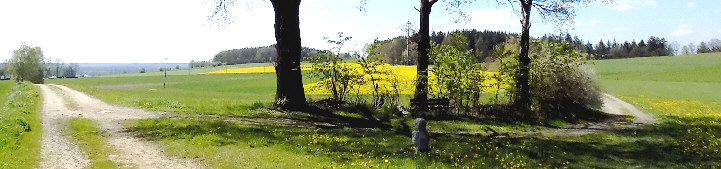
[412,118,430,152]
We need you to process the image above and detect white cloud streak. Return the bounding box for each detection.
[609,0,657,11]
[576,20,600,27]
[673,24,693,36]
[463,9,519,32]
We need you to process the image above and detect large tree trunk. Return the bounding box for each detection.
[271,0,307,111]
[516,0,534,118]
[413,0,436,111]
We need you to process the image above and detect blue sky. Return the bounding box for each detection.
[0,0,719,63]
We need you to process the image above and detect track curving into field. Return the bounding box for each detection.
[517,93,657,137]
[602,93,656,124]
[37,84,205,169]
[436,93,658,137]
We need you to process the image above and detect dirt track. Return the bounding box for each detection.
[602,93,656,124]
[521,93,657,137]
[37,84,204,169]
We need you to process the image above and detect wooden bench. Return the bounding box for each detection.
[410,98,452,112]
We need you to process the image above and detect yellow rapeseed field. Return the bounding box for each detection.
[206,65,313,74]
[207,63,509,95]
[304,63,418,95]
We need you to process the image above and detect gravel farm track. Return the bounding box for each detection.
[36,84,204,169]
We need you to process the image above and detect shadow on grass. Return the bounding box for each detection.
[127,116,721,168]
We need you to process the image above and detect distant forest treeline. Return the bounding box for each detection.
[587,36,673,59]
[369,29,674,65]
[207,29,678,67]
[682,39,721,55]
[210,45,322,66]
[368,30,516,65]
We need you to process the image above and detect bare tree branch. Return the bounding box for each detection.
[206,0,267,27]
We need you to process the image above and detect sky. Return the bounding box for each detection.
[0,0,719,63]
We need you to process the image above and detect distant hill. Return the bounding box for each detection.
[77,63,188,76]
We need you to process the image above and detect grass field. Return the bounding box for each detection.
[0,81,42,168]
[48,53,721,168]
[590,52,721,167]
[52,73,280,117]
[593,52,721,101]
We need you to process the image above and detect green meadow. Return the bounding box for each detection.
[593,52,721,101]
[46,52,721,168]
[0,81,42,168]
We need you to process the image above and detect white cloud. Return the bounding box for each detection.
[644,1,657,6]
[673,24,694,36]
[609,0,657,11]
[687,2,695,7]
[576,20,600,27]
[463,9,518,32]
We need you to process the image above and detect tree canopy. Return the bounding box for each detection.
[8,44,45,84]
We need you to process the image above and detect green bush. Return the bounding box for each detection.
[306,32,363,102]
[531,41,602,119]
[498,40,602,119]
[360,42,402,108]
[429,31,492,114]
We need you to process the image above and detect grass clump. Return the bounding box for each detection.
[0,82,42,168]
[67,118,121,169]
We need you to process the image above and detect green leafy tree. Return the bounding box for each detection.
[8,44,45,84]
[495,38,520,103]
[430,32,489,113]
[62,63,79,78]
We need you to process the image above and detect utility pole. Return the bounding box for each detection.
[399,21,416,65]
[164,58,168,89]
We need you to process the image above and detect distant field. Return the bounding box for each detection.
[50,73,282,117]
[108,63,274,77]
[593,52,721,101]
